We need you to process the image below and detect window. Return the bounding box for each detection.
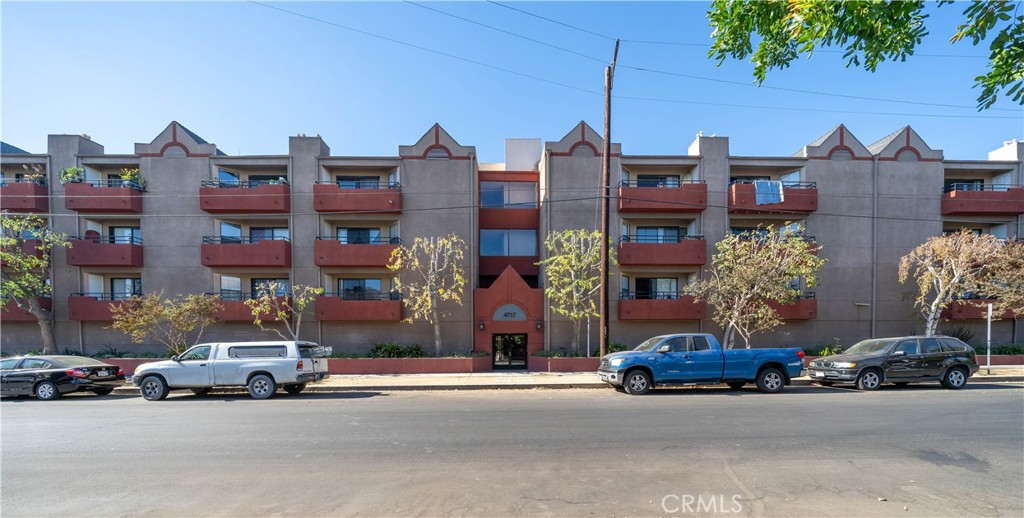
[571,145,595,157]
[248,175,284,185]
[220,222,242,243]
[251,279,290,297]
[110,278,141,300]
[480,230,537,256]
[940,339,969,352]
[894,340,920,355]
[691,336,711,351]
[921,338,943,354]
[426,147,450,159]
[250,227,289,242]
[636,175,680,188]
[621,275,630,298]
[220,276,242,301]
[944,179,983,192]
[731,175,770,183]
[109,226,140,245]
[635,278,678,299]
[636,226,680,244]
[480,182,537,209]
[218,168,240,186]
[336,176,380,189]
[830,149,853,160]
[179,346,211,361]
[227,346,287,358]
[337,227,381,244]
[664,337,689,353]
[0,359,17,370]
[340,279,383,300]
[20,358,51,369]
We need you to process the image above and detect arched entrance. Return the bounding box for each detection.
[473,266,543,370]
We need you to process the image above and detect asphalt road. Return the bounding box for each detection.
[2,383,1022,517]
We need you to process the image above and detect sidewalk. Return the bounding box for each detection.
[113,366,1024,394]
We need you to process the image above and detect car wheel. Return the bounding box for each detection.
[91,388,114,396]
[817,381,835,387]
[284,383,306,395]
[941,367,968,390]
[191,388,211,396]
[726,381,745,390]
[34,381,61,400]
[856,369,882,391]
[248,374,276,399]
[756,368,785,393]
[623,370,651,395]
[140,376,169,401]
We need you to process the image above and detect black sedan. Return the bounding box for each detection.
[807,335,979,390]
[0,355,125,400]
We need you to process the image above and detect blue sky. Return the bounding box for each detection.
[2,1,1021,162]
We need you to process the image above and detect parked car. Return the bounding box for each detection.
[0,355,126,400]
[806,335,979,390]
[131,341,330,400]
[598,333,806,395]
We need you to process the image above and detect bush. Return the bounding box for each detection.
[941,326,975,343]
[973,344,1024,355]
[369,342,425,358]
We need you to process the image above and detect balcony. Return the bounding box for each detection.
[199,180,291,214]
[316,292,403,321]
[208,293,286,322]
[941,299,1015,320]
[314,237,399,267]
[618,235,706,267]
[728,181,817,214]
[941,184,1024,216]
[67,235,143,267]
[0,179,48,213]
[68,293,127,321]
[618,293,706,320]
[479,256,539,276]
[313,181,402,213]
[64,180,144,213]
[479,208,539,229]
[768,293,818,320]
[617,180,707,213]
[201,237,291,268]
[1,297,51,321]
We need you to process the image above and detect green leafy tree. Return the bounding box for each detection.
[708,0,1023,109]
[245,282,324,341]
[537,229,616,356]
[898,229,1003,336]
[690,225,826,349]
[387,234,467,356]
[110,291,222,355]
[1,214,71,354]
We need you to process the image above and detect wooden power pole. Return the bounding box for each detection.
[599,39,619,358]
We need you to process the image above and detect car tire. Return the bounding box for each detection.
[284,383,306,395]
[856,369,882,391]
[34,381,61,400]
[191,388,211,396]
[755,368,785,393]
[92,388,114,396]
[248,374,276,399]
[940,367,968,390]
[726,381,745,390]
[140,376,169,401]
[623,370,651,395]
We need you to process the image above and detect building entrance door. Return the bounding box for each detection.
[492,334,528,370]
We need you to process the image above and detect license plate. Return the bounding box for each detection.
[814,371,824,378]
[97,370,109,377]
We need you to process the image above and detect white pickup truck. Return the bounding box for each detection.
[132,341,330,400]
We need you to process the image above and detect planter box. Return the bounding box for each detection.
[100,358,166,376]
[328,356,491,374]
[528,356,600,372]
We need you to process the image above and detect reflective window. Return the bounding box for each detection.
[480,230,537,256]
[691,336,711,351]
[250,227,289,242]
[220,222,242,243]
[336,176,380,189]
[20,358,51,369]
[111,278,142,300]
[340,278,383,300]
[179,346,211,361]
[894,340,920,355]
[664,337,689,353]
[0,359,18,370]
[251,279,290,297]
[921,338,944,354]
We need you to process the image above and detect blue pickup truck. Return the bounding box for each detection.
[598,333,806,395]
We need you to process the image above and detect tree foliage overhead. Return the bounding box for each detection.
[980,239,1024,317]
[537,229,615,356]
[244,282,323,341]
[388,233,467,356]
[708,0,1023,109]
[110,291,222,355]
[898,229,1003,336]
[1,213,71,354]
[689,225,825,349]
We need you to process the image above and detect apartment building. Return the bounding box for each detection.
[1,121,1022,365]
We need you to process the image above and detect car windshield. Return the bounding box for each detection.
[633,336,665,352]
[844,339,897,355]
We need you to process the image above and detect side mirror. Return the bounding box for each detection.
[657,345,671,354]
[171,355,180,362]
[893,350,906,357]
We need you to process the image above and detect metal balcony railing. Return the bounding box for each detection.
[729,179,817,189]
[619,179,705,188]
[0,178,47,186]
[943,183,1022,193]
[321,291,402,301]
[202,236,291,244]
[314,181,402,190]
[80,179,145,190]
[207,291,291,301]
[70,292,140,301]
[620,234,703,244]
[315,236,401,245]
[619,291,688,300]
[201,179,289,188]
[72,235,142,245]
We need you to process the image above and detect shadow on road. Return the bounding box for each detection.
[637,381,1021,397]
[1,391,386,403]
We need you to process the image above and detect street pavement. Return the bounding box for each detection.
[2,382,1022,517]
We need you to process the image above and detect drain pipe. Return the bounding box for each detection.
[871,155,879,338]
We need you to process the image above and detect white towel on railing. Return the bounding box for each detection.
[754,180,784,204]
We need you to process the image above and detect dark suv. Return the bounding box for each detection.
[807,336,979,390]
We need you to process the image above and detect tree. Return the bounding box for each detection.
[110,291,222,355]
[387,234,467,356]
[689,225,825,349]
[244,282,324,341]
[1,213,71,354]
[708,0,1023,109]
[898,229,1003,336]
[537,229,615,355]
[981,240,1024,317]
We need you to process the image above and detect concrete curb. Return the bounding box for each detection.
[111,376,1023,395]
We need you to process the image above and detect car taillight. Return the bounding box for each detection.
[117,367,124,376]
[65,369,87,378]
[796,350,805,359]
[296,360,303,371]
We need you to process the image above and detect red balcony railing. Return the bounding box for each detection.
[314,237,399,267]
[768,293,818,320]
[618,293,706,320]
[315,293,403,321]
[1,297,51,321]
[201,237,291,268]
[67,236,144,267]
[0,180,49,213]
[617,180,707,213]
[618,235,706,266]
[941,184,1024,216]
[207,293,286,322]
[199,180,291,214]
[68,293,128,321]
[64,180,143,213]
[941,299,1015,320]
[728,181,817,213]
[313,182,402,213]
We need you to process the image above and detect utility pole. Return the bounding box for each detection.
[599,39,620,358]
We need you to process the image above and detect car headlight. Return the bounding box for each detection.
[832,362,857,369]
[610,358,625,368]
